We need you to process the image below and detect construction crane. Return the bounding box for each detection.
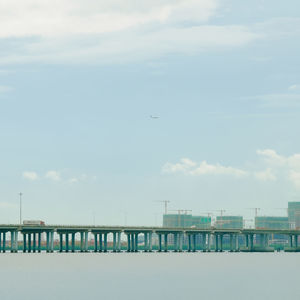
[169,209,192,228]
[156,200,170,215]
[213,209,226,217]
[247,207,260,217]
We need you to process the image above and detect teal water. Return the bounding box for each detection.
[0,253,299,300]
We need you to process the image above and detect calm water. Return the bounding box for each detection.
[0,252,299,300]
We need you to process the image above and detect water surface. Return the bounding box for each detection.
[0,253,299,300]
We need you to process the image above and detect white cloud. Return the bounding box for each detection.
[22,171,38,181]
[0,0,262,65]
[68,178,78,184]
[162,150,300,188]
[45,170,61,181]
[254,168,276,181]
[163,158,247,177]
[0,0,218,38]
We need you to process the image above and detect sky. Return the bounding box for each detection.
[0,0,300,226]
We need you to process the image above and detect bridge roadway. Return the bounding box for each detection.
[0,224,299,253]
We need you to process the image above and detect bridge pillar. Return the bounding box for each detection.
[220,235,223,252]
[72,233,75,252]
[158,234,162,252]
[178,233,183,252]
[174,233,178,252]
[245,234,249,249]
[131,234,135,252]
[80,232,84,252]
[103,233,107,252]
[46,232,50,252]
[33,233,36,253]
[38,233,41,253]
[127,234,131,252]
[202,234,206,252]
[10,231,14,253]
[295,235,298,248]
[28,233,31,253]
[113,232,117,252]
[117,232,121,252]
[85,232,89,252]
[94,234,98,252]
[164,234,168,252]
[149,232,153,252]
[0,232,2,252]
[215,235,219,252]
[192,234,196,252]
[144,233,148,252]
[250,234,254,251]
[188,235,192,252]
[65,233,69,252]
[229,234,233,252]
[207,233,211,252]
[135,233,138,252]
[98,234,102,252]
[23,233,26,252]
[289,235,293,248]
[59,233,63,252]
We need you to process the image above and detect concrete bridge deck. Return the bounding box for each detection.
[0,224,299,253]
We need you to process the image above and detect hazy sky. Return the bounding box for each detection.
[0,0,300,225]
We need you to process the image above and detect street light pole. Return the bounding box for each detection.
[19,192,23,225]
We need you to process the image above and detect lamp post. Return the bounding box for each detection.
[19,192,23,225]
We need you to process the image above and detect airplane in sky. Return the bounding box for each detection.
[150,115,160,119]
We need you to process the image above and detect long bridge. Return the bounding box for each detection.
[0,224,299,253]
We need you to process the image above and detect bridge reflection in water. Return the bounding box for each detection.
[0,225,299,253]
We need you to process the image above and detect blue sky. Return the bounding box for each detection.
[0,0,300,225]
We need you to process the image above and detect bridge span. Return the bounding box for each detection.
[0,225,299,253]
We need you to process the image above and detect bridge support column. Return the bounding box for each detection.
[188,235,191,252]
[192,234,196,252]
[85,232,89,252]
[59,233,63,252]
[144,233,148,252]
[94,234,98,252]
[207,234,211,252]
[149,232,153,252]
[127,234,131,252]
[130,234,134,252]
[103,233,107,252]
[0,232,2,252]
[220,235,223,252]
[295,235,298,248]
[174,233,178,252]
[245,234,249,249]
[46,232,50,252]
[33,233,36,253]
[202,234,206,252]
[179,233,183,252]
[28,233,31,253]
[80,232,84,252]
[10,231,15,253]
[164,234,168,252]
[158,234,162,252]
[38,233,41,252]
[229,234,233,252]
[289,235,293,248]
[135,233,138,252]
[117,232,121,252]
[250,234,254,251]
[215,235,219,252]
[113,232,117,252]
[23,233,26,252]
[72,233,75,252]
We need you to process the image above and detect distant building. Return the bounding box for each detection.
[163,214,211,229]
[288,202,300,229]
[255,216,289,230]
[215,216,243,229]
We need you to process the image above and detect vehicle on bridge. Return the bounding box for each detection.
[23,220,45,226]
